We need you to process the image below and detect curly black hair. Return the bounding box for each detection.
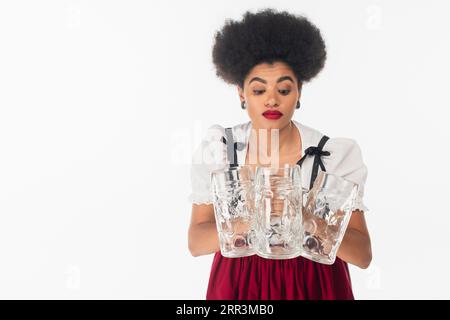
[212,8,327,88]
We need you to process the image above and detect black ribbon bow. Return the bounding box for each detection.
[221,137,246,151]
[221,133,245,167]
[297,135,331,190]
[303,146,330,172]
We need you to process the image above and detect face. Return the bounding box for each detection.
[238,61,301,130]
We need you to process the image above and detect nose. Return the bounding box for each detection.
[265,97,279,108]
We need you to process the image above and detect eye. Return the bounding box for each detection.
[253,89,291,95]
[253,90,265,95]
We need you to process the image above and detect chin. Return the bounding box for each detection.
[264,123,283,130]
[250,115,292,129]
[262,117,291,129]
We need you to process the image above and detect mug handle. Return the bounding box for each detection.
[301,187,310,207]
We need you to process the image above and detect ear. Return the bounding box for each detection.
[237,85,245,102]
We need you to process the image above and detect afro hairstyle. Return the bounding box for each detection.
[212,8,327,88]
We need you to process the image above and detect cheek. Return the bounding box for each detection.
[247,107,260,119]
[286,104,297,114]
[245,99,261,113]
[245,105,264,123]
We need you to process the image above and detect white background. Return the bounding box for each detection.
[0,0,449,299]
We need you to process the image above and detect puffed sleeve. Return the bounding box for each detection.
[321,138,370,213]
[188,124,228,205]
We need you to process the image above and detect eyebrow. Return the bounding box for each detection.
[248,76,295,85]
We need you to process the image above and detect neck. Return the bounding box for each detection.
[248,120,297,165]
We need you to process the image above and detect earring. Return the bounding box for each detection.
[241,101,246,109]
[296,100,301,109]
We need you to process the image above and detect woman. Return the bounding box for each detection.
[188,8,372,300]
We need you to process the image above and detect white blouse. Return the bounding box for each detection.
[189,119,369,213]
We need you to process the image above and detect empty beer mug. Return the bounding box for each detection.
[301,171,359,265]
[254,164,303,259]
[211,165,255,258]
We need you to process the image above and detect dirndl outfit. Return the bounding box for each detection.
[189,119,369,300]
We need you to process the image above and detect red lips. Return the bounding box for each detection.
[263,110,283,120]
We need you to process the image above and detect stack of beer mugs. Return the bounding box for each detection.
[211,165,359,265]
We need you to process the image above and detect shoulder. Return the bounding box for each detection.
[322,137,367,183]
[203,124,226,143]
[294,120,367,178]
[190,124,224,165]
[292,120,364,153]
[231,121,252,134]
[192,122,250,166]
[293,120,325,147]
[323,137,364,163]
[200,121,250,142]
[323,137,369,211]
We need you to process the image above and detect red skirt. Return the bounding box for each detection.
[206,252,354,300]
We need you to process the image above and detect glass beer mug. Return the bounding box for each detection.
[253,164,303,259]
[211,165,255,258]
[301,171,359,265]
